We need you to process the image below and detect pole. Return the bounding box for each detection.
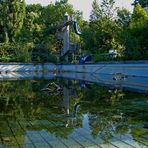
[63,12,69,63]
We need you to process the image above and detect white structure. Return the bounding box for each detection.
[63,12,70,62]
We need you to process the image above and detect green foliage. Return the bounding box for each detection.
[83,1,120,58]
[101,0,117,19]
[0,43,32,62]
[0,44,11,62]
[90,0,117,21]
[0,0,82,63]
[117,9,131,27]
[17,0,82,63]
[0,0,25,43]
[0,0,148,62]
[133,0,148,8]
[90,0,102,21]
[82,0,148,61]
[16,4,43,44]
[82,0,123,61]
[0,42,59,63]
[119,4,148,59]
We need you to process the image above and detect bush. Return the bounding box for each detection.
[0,44,12,62]
[0,43,58,63]
[0,43,33,62]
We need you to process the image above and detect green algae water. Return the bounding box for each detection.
[0,79,148,148]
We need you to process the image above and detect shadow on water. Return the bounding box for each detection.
[0,79,148,147]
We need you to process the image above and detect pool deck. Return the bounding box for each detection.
[0,118,148,148]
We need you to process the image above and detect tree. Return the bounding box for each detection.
[101,0,117,20]
[129,4,148,58]
[117,9,131,28]
[83,0,122,61]
[0,0,25,43]
[120,4,148,59]
[90,0,102,21]
[90,0,117,21]
[133,0,148,8]
[18,4,43,43]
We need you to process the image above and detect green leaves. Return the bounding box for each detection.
[90,0,102,21]
[83,0,122,61]
[117,9,131,27]
[133,0,148,8]
[0,0,148,62]
[0,0,25,43]
[123,4,148,59]
[83,0,148,61]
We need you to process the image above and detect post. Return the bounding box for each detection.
[63,12,69,63]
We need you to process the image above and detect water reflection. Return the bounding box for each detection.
[0,79,148,147]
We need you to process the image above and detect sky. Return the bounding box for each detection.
[25,0,133,20]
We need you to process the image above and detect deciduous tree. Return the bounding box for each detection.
[0,0,25,43]
[133,0,148,8]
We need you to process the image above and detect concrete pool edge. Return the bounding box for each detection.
[0,63,56,72]
[0,61,148,77]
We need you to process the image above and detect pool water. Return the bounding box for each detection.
[0,79,148,148]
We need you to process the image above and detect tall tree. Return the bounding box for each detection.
[18,4,43,43]
[83,0,121,61]
[90,0,102,21]
[133,0,148,8]
[120,4,148,59]
[101,0,117,19]
[117,9,131,28]
[0,0,25,43]
[90,0,117,21]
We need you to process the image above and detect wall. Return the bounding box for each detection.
[0,63,56,72]
[0,61,148,77]
[57,61,148,77]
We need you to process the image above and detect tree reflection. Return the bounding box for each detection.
[0,79,148,146]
